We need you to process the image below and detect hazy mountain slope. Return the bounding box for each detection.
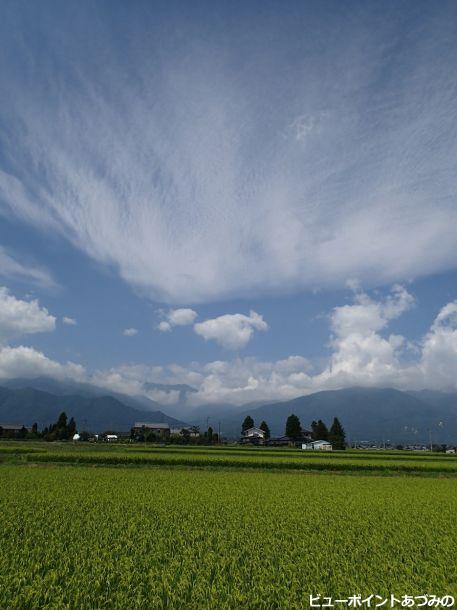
[2,376,163,412]
[0,386,187,432]
[220,388,457,443]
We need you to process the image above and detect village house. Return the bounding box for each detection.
[268,430,313,447]
[0,423,31,438]
[241,427,266,445]
[132,422,171,440]
[302,440,333,451]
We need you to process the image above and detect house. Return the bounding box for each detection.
[446,448,456,454]
[268,430,313,447]
[0,423,31,438]
[170,427,200,437]
[241,427,266,444]
[132,422,171,440]
[105,434,118,442]
[302,440,333,451]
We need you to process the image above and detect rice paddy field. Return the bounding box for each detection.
[1,443,456,609]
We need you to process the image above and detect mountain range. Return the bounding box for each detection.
[0,378,187,432]
[212,387,457,443]
[1,377,457,443]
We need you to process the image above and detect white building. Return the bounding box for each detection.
[302,440,333,451]
[243,427,265,439]
[241,427,266,444]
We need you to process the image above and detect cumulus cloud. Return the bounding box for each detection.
[1,284,457,404]
[62,316,77,326]
[123,327,138,336]
[420,302,457,389]
[86,288,457,404]
[0,246,57,290]
[0,5,456,303]
[0,345,85,381]
[194,311,268,350]
[310,286,415,389]
[157,308,197,332]
[0,287,56,344]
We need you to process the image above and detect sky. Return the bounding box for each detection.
[0,0,457,407]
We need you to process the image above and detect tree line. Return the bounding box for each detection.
[0,412,77,441]
[241,414,346,449]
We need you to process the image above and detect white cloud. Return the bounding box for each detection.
[62,316,77,326]
[311,286,415,388]
[0,287,56,344]
[0,345,85,381]
[1,8,456,303]
[0,285,456,404]
[157,308,197,332]
[87,287,457,404]
[158,321,172,332]
[419,302,457,390]
[194,311,268,350]
[123,327,138,336]
[0,246,57,290]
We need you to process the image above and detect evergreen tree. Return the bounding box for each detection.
[329,417,346,449]
[314,419,329,441]
[285,414,301,439]
[67,417,77,438]
[311,420,319,440]
[31,422,38,436]
[241,415,254,434]
[207,426,213,444]
[259,420,270,439]
[56,412,68,430]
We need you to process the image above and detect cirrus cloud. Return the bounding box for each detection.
[0,5,456,303]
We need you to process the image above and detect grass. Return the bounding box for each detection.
[0,464,456,609]
[1,441,457,474]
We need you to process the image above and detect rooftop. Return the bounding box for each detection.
[134,422,170,430]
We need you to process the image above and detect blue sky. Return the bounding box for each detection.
[0,0,457,406]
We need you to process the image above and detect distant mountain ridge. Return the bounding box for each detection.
[0,382,187,432]
[1,378,457,442]
[216,387,457,443]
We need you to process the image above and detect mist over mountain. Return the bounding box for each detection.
[1,378,457,443]
[212,388,457,443]
[0,380,187,432]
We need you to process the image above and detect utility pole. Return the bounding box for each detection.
[218,421,221,444]
[429,429,433,452]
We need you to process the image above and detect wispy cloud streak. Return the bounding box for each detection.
[0,3,456,303]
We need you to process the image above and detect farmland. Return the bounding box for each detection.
[2,441,457,474]
[1,444,456,609]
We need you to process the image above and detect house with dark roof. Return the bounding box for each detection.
[240,427,266,445]
[132,422,170,440]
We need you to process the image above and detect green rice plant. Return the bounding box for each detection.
[0,465,456,609]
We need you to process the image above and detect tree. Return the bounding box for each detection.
[329,417,346,449]
[241,416,254,434]
[67,417,77,438]
[312,419,329,441]
[285,414,301,439]
[311,420,318,439]
[56,412,68,430]
[31,423,38,436]
[181,428,191,443]
[259,420,270,439]
[207,426,213,444]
